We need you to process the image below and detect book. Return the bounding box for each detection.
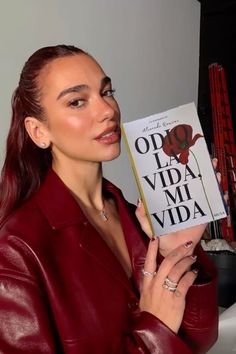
[122,102,227,236]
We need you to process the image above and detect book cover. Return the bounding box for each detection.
[122,102,227,236]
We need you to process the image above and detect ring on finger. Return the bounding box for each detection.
[162,277,178,292]
[164,276,178,288]
[162,283,177,292]
[142,269,157,277]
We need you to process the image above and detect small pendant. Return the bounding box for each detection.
[100,209,108,222]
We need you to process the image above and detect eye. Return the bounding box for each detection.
[102,89,116,97]
[68,98,85,108]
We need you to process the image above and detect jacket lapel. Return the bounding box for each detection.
[78,222,132,291]
[104,180,148,293]
[36,170,134,292]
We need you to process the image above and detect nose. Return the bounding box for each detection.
[95,95,118,122]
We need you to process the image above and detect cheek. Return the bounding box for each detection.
[113,101,121,119]
[51,114,91,139]
[65,115,90,131]
[49,114,92,158]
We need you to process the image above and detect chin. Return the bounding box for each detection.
[101,145,121,162]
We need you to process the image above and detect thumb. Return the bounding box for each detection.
[135,198,153,238]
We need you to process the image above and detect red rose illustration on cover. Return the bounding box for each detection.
[162,124,203,164]
[162,123,214,217]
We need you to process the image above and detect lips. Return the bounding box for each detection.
[95,125,121,144]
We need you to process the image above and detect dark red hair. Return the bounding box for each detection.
[0,45,86,225]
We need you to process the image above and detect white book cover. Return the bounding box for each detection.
[122,102,227,236]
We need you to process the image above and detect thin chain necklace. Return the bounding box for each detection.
[72,192,109,222]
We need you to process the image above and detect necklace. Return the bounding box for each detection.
[99,199,108,222]
[100,208,108,222]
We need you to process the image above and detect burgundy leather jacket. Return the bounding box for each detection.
[0,169,218,353]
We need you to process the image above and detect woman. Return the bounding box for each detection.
[0,45,218,353]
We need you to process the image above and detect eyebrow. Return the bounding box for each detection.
[56,76,111,100]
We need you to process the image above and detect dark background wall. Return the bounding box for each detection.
[197,0,236,149]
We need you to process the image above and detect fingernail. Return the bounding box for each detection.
[190,255,197,261]
[213,158,218,163]
[151,236,158,242]
[137,198,142,208]
[192,268,199,274]
[184,241,193,248]
[216,172,221,178]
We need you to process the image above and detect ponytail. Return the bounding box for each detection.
[0,88,51,225]
[0,44,85,225]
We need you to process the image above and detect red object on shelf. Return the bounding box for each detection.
[219,67,236,201]
[208,63,236,241]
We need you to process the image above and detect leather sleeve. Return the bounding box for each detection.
[0,238,60,354]
[128,254,218,354]
[0,275,193,354]
[130,311,193,354]
[130,266,217,354]
[179,244,218,354]
[0,236,216,354]
[0,273,60,353]
[0,276,192,354]
[127,200,215,347]
[140,243,218,354]
[0,238,193,354]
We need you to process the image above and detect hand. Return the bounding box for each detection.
[140,237,198,333]
[136,197,205,256]
[136,158,222,257]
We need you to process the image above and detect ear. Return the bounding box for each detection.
[24,117,50,149]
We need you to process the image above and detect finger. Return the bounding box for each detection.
[215,172,228,204]
[216,171,221,184]
[223,190,229,204]
[159,241,194,278]
[175,269,198,298]
[135,198,153,238]
[212,158,221,183]
[212,158,218,170]
[143,237,159,285]
[166,254,197,284]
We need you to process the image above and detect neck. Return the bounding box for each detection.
[52,159,105,210]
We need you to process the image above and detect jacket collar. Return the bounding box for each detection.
[35,168,126,230]
[35,169,147,291]
[35,169,86,229]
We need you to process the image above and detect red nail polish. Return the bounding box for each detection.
[192,268,198,274]
[151,236,157,242]
[190,255,197,261]
[184,241,193,248]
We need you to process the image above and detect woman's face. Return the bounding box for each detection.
[37,54,121,166]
